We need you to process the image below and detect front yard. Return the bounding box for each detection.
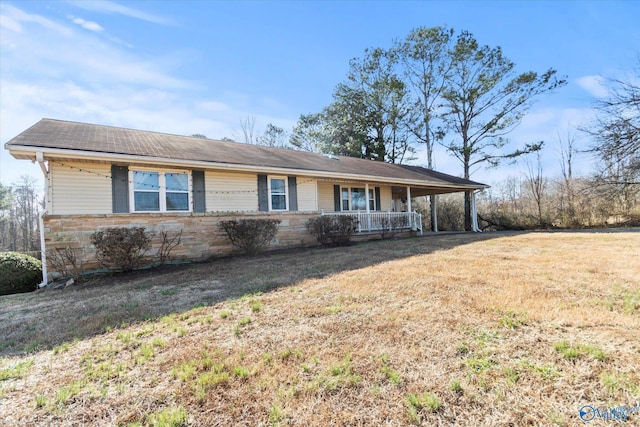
[1,231,639,425]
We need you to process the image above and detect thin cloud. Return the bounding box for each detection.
[65,0,173,25]
[576,75,609,98]
[68,15,104,32]
[1,4,72,35]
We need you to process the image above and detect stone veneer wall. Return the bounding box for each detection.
[43,212,319,275]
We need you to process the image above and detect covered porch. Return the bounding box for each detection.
[321,210,423,233]
[319,180,484,234]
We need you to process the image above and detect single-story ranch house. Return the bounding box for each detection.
[6,119,486,280]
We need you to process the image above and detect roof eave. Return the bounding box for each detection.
[7,145,488,191]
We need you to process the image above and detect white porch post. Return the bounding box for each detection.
[406,186,413,230]
[365,183,371,230]
[432,195,438,233]
[36,152,49,287]
[471,190,480,232]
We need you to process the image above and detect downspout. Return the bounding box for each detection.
[36,152,48,287]
[471,189,481,233]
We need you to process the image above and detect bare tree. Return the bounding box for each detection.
[584,58,640,178]
[557,131,579,225]
[523,151,547,227]
[237,115,257,145]
[0,176,42,253]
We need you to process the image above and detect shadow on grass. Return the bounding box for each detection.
[0,231,515,356]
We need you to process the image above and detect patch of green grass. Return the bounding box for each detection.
[406,392,441,423]
[269,404,284,424]
[317,354,360,391]
[0,359,35,381]
[520,360,561,380]
[53,342,71,355]
[160,288,179,296]
[606,285,640,314]
[380,366,402,385]
[547,410,565,426]
[250,299,263,312]
[55,380,84,405]
[233,366,250,379]
[146,406,188,427]
[263,353,273,365]
[23,340,44,353]
[151,337,166,348]
[553,340,606,361]
[475,328,500,346]
[136,343,155,364]
[600,371,639,395]
[234,317,252,336]
[504,367,520,384]
[116,331,135,346]
[84,360,127,382]
[219,310,232,319]
[379,354,401,385]
[171,361,198,382]
[497,309,529,329]
[466,355,497,373]
[35,394,47,408]
[456,342,470,355]
[325,304,342,315]
[197,371,229,389]
[449,380,462,393]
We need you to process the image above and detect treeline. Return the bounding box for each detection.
[0,177,42,254]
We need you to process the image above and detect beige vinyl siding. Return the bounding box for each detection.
[317,181,336,212]
[379,185,392,211]
[296,178,318,211]
[206,171,258,212]
[48,162,112,215]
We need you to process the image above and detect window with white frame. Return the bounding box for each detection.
[341,187,373,211]
[269,176,288,211]
[131,170,191,212]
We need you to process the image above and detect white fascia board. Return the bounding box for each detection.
[8,145,487,191]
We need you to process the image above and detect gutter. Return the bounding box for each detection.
[8,145,488,191]
[35,152,48,287]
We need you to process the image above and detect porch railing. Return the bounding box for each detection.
[320,210,422,233]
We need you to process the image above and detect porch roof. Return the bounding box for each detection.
[6,119,487,192]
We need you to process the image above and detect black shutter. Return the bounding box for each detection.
[288,176,298,211]
[333,185,341,212]
[258,174,268,211]
[111,165,129,213]
[192,170,206,213]
[375,187,381,211]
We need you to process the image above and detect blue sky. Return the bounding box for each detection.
[1,0,639,189]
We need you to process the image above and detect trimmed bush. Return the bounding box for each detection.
[218,218,281,255]
[0,252,42,295]
[91,227,151,272]
[306,215,356,246]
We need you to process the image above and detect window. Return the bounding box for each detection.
[341,187,373,211]
[131,170,191,212]
[269,176,288,211]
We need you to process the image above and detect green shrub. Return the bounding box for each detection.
[0,252,42,295]
[306,215,356,246]
[90,227,151,272]
[217,219,281,255]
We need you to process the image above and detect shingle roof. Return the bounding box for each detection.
[6,118,486,189]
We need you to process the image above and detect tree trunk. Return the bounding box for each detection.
[430,194,437,231]
[464,190,472,231]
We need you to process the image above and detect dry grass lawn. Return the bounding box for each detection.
[1,231,639,426]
